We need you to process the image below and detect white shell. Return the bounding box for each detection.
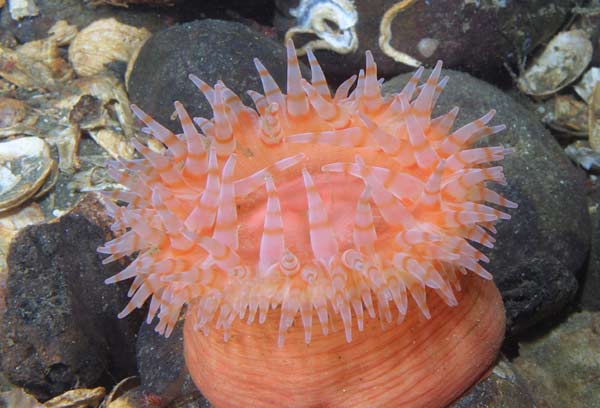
[0,137,54,212]
[69,18,151,77]
[517,30,593,96]
[285,0,359,55]
[574,67,600,103]
[8,0,39,21]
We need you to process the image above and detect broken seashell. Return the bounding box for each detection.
[565,140,600,170]
[8,0,39,21]
[518,30,593,96]
[68,166,122,193]
[69,18,151,77]
[379,0,422,67]
[542,95,588,136]
[46,124,81,173]
[88,128,134,160]
[0,34,73,90]
[285,0,359,56]
[48,20,79,47]
[104,376,139,407]
[589,82,600,150]
[32,160,58,200]
[51,75,136,170]
[18,38,74,83]
[72,76,136,139]
[0,97,27,128]
[0,137,54,212]
[574,67,600,103]
[44,386,105,408]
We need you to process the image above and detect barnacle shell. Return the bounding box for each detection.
[517,30,592,96]
[0,137,54,212]
[69,18,151,77]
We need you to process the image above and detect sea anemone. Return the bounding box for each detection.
[99,40,515,407]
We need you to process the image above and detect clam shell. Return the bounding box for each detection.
[574,67,600,103]
[69,18,151,77]
[589,82,600,150]
[0,137,54,212]
[517,30,592,96]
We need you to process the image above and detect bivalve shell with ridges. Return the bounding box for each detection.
[69,18,151,77]
[0,137,54,213]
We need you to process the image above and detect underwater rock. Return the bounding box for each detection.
[127,19,308,126]
[451,357,536,408]
[275,0,575,84]
[513,311,600,408]
[0,194,141,401]
[135,321,210,407]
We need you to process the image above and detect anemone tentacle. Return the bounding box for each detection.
[100,39,515,346]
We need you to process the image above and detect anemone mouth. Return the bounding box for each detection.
[99,39,516,347]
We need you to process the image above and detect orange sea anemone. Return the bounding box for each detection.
[99,40,516,407]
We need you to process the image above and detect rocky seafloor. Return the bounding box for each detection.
[0,0,599,407]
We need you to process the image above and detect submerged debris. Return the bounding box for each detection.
[589,81,600,150]
[574,67,600,102]
[285,0,359,56]
[69,18,150,77]
[0,97,27,128]
[8,0,39,21]
[543,95,588,137]
[565,141,600,170]
[44,386,106,408]
[517,30,592,96]
[0,137,55,213]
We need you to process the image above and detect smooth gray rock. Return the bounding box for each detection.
[128,19,309,126]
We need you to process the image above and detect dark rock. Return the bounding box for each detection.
[127,19,309,127]
[383,70,590,337]
[275,0,574,85]
[512,311,600,408]
[0,194,141,401]
[135,319,208,406]
[580,188,600,310]
[451,357,536,408]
